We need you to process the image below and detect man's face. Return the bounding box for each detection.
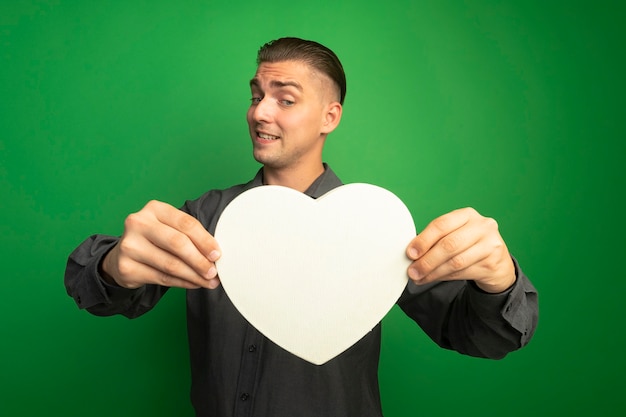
[247,60,338,172]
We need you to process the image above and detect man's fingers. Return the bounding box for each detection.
[406,208,510,288]
[117,231,222,289]
[407,207,475,259]
[130,201,220,279]
[117,258,215,290]
[408,239,491,284]
[407,210,479,279]
[134,238,212,278]
[107,200,223,289]
[149,200,221,261]
[140,225,213,278]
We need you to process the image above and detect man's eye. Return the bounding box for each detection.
[250,97,262,104]
[280,100,295,106]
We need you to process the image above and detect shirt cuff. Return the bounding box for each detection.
[466,256,537,345]
[84,239,143,307]
[465,256,521,320]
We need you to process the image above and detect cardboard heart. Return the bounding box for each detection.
[214,183,415,365]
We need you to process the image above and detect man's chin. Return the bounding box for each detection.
[253,155,275,169]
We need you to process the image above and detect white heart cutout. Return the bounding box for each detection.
[214,183,415,365]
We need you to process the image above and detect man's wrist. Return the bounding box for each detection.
[98,247,122,287]
[474,275,516,294]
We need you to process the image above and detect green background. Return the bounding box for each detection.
[1,0,624,416]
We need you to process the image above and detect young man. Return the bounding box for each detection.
[65,37,538,417]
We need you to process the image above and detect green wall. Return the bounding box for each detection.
[1,1,624,416]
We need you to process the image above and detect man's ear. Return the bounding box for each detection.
[321,102,343,134]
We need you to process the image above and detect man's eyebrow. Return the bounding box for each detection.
[270,80,303,91]
[249,78,303,91]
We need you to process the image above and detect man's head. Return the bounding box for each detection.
[256,37,346,105]
[247,38,345,187]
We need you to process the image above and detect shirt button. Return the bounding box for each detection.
[248,344,257,352]
[240,393,250,401]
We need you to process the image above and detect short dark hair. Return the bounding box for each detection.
[256,37,347,105]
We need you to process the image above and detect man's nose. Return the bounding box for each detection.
[252,98,272,123]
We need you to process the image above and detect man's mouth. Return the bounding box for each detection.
[258,132,280,141]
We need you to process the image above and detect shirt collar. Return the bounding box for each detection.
[303,163,343,198]
[252,163,343,199]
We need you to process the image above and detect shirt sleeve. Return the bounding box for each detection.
[396,256,538,359]
[64,234,169,319]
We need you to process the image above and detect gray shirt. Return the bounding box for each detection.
[65,165,538,417]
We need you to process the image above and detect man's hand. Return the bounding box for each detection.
[406,207,516,293]
[101,200,221,290]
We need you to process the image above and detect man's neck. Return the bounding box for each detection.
[262,163,325,193]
